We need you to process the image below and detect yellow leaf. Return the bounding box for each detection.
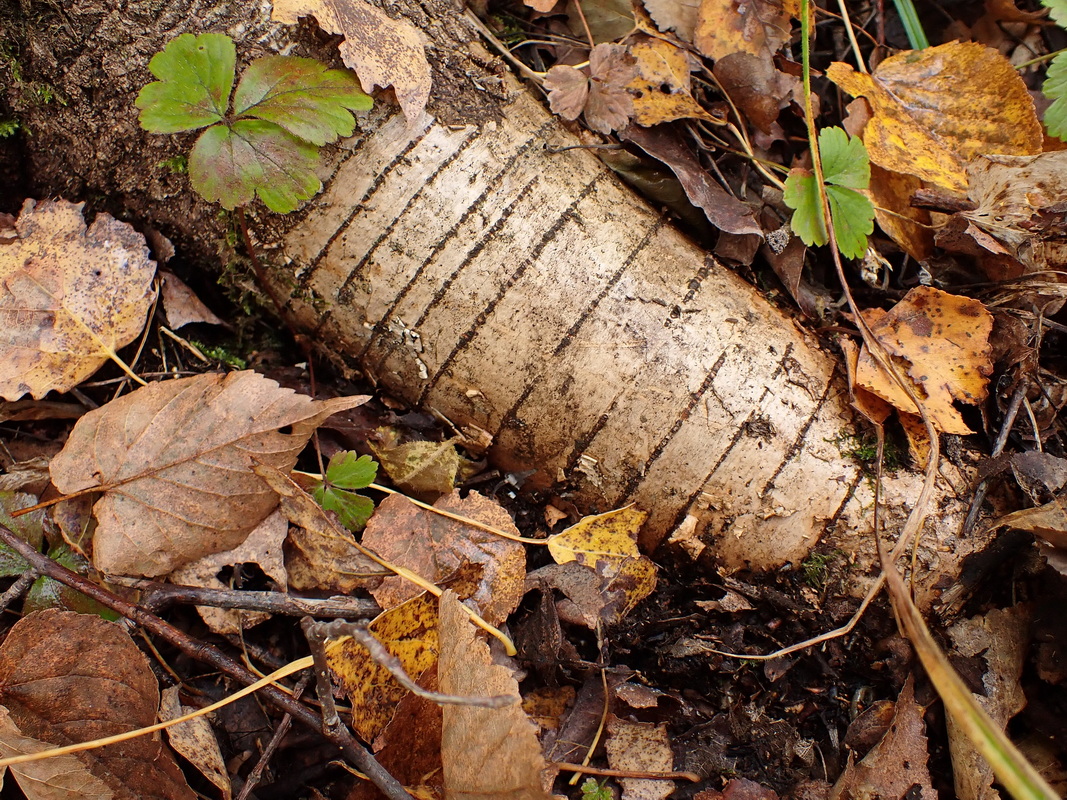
[325,592,439,743]
[827,43,1042,192]
[628,37,717,126]
[694,0,791,61]
[546,506,647,566]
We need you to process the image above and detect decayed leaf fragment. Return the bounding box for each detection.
[854,287,994,435]
[272,0,431,124]
[0,199,156,400]
[160,687,231,800]
[544,43,636,134]
[48,371,366,576]
[361,491,526,624]
[827,42,1043,192]
[546,506,656,620]
[605,716,675,800]
[438,591,550,800]
[0,610,195,800]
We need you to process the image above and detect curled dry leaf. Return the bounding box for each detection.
[545,43,635,134]
[0,610,195,800]
[0,199,156,401]
[438,591,550,800]
[361,491,526,624]
[272,0,431,124]
[169,510,289,634]
[49,371,367,577]
[160,687,231,800]
[827,42,1042,193]
[854,287,994,435]
[694,0,792,61]
[160,272,224,329]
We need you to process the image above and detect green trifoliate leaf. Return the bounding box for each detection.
[189,119,321,212]
[233,56,372,146]
[315,487,376,532]
[783,169,828,247]
[827,185,875,260]
[819,126,870,190]
[1042,0,1067,29]
[325,452,378,490]
[1042,51,1067,141]
[136,33,235,133]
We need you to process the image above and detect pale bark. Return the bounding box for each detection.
[4,0,976,578]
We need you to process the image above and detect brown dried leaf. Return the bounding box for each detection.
[361,491,525,625]
[713,52,800,135]
[169,510,289,634]
[327,592,439,743]
[438,591,550,800]
[254,464,386,593]
[641,0,701,40]
[544,65,589,121]
[694,0,792,61]
[829,677,936,800]
[854,287,994,435]
[992,494,1067,551]
[0,610,194,800]
[523,0,557,10]
[628,36,716,126]
[272,0,430,123]
[370,431,474,495]
[586,43,637,134]
[605,716,675,800]
[621,125,761,236]
[160,272,224,329]
[827,43,1042,192]
[160,687,231,800]
[946,605,1030,800]
[0,199,156,400]
[49,371,366,577]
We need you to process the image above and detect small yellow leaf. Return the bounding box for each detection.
[546,506,647,566]
[325,592,439,743]
[628,37,716,126]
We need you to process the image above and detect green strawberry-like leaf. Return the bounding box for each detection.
[136,33,236,133]
[1042,51,1067,141]
[138,33,372,212]
[233,56,372,146]
[1042,0,1067,29]
[311,452,378,532]
[189,119,321,212]
[784,126,874,258]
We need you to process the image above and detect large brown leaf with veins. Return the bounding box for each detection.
[49,371,366,576]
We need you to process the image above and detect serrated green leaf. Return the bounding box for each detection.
[819,126,870,190]
[136,33,235,133]
[1042,51,1067,140]
[1042,0,1067,29]
[827,185,875,260]
[318,488,376,532]
[189,119,321,212]
[326,452,378,490]
[233,56,372,146]
[783,170,828,247]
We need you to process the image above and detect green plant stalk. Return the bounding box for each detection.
[892,0,929,49]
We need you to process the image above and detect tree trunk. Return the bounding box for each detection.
[2,0,973,579]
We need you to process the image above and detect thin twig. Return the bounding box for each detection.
[0,569,37,613]
[236,672,312,800]
[0,524,412,800]
[129,580,380,620]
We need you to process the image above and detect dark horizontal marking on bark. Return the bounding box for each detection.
[495,215,665,434]
[366,177,541,377]
[416,175,604,404]
[357,121,556,363]
[564,390,626,478]
[682,255,716,305]
[666,396,769,536]
[616,349,729,505]
[336,130,481,303]
[769,342,794,381]
[759,377,834,497]
[297,124,435,291]
[821,470,864,539]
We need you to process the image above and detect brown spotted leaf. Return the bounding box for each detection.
[0,610,194,800]
[49,371,366,576]
[0,199,156,401]
[854,288,993,435]
[628,36,716,126]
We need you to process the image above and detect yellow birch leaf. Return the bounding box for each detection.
[325,592,439,743]
[628,37,717,126]
[694,0,791,61]
[827,43,1042,193]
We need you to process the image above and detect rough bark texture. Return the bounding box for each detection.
[2,0,976,580]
